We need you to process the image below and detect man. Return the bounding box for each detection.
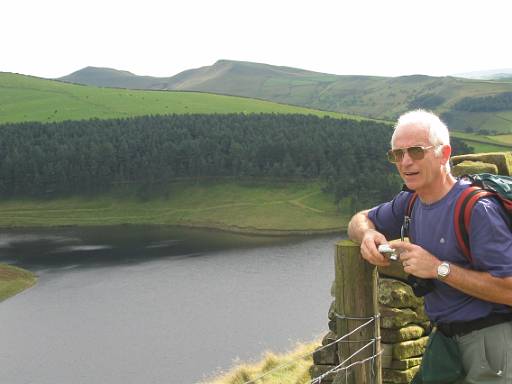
[348,110,512,383]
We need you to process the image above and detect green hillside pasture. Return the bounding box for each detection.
[494,134,512,144]
[445,110,512,135]
[0,181,346,233]
[450,131,512,153]
[0,73,361,124]
[0,264,37,302]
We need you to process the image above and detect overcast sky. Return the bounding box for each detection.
[3,0,511,79]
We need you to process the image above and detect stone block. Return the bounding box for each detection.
[378,278,424,309]
[380,306,428,328]
[393,336,429,360]
[313,332,339,365]
[328,300,336,320]
[313,345,339,365]
[452,160,498,177]
[415,304,428,321]
[383,365,420,383]
[391,357,422,370]
[452,152,512,176]
[310,364,336,383]
[322,331,338,345]
[328,318,336,332]
[381,325,425,343]
[420,321,433,334]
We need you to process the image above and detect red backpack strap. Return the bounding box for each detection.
[454,186,495,263]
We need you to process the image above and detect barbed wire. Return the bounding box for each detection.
[310,338,382,384]
[240,314,379,384]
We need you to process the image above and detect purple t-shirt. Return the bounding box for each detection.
[368,179,512,323]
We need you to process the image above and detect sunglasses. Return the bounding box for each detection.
[387,145,437,163]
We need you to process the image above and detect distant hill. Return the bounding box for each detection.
[0,72,360,124]
[59,66,177,89]
[58,60,512,134]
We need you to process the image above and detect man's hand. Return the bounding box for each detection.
[360,229,391,267]
[389,241,441,279]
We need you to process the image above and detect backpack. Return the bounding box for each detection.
[404,173,512,263]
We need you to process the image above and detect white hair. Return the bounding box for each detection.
[392,109,451,172]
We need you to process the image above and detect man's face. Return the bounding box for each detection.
[392,124,444,193]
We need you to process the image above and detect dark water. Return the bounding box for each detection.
[0,226,340,384]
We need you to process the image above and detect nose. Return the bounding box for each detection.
[398,150,414,166]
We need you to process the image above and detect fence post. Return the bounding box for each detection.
[334,240,382,384]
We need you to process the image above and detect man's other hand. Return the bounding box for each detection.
[389,241,440,279]
[360,229,390,267]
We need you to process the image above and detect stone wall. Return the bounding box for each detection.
[309,275,430,384]
[451,151,511,176]
[310,151,511,383]
[379,278,429,383]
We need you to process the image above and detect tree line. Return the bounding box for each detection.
[0,113,472,209]
[453,92,512,112]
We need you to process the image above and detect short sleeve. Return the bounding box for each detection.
[367,191,411,241]
[469,197,512,277]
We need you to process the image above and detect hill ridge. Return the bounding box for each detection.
[54,60,512,133]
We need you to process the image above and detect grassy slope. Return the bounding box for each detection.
[202,341,318,384]
[0,72,363,124]
[181,65,512,133]
[0,264,37,302]
[0,181,347,233]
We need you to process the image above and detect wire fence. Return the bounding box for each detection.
[240,314,381,384]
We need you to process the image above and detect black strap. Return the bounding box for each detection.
[437,312,512,337]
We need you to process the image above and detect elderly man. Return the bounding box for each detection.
[348,110,512,383]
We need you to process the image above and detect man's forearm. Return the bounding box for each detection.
[347,210,375,243]
[444,263,512,306]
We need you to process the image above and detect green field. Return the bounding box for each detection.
[443,110,512,135]
[0,72,363,124]
[494,134,512,144]
[0,181,347,233]
[0,264,37,302]
[451,131,512,152]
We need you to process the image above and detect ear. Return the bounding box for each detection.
[440,145,452,165]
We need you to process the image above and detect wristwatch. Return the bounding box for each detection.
[437,262,451,280]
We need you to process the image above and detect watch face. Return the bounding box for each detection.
[438,263,450,278]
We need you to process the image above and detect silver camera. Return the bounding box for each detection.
[378,244,398,261]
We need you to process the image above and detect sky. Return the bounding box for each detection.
[2,0,511,79]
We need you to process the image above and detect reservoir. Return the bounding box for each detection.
[0,226,340,384]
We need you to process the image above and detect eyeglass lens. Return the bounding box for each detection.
[387,146,427,163]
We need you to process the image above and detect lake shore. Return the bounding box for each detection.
[0,264,37,302]
[0,181,349,235]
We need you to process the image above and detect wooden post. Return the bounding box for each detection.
[334,240,382,384]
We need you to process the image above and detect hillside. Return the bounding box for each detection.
[58,60,512,134]
[58,66,176,89]
[0,72,360,124]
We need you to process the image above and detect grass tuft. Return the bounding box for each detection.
[203,341,319,384]
[0,264,37,302]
